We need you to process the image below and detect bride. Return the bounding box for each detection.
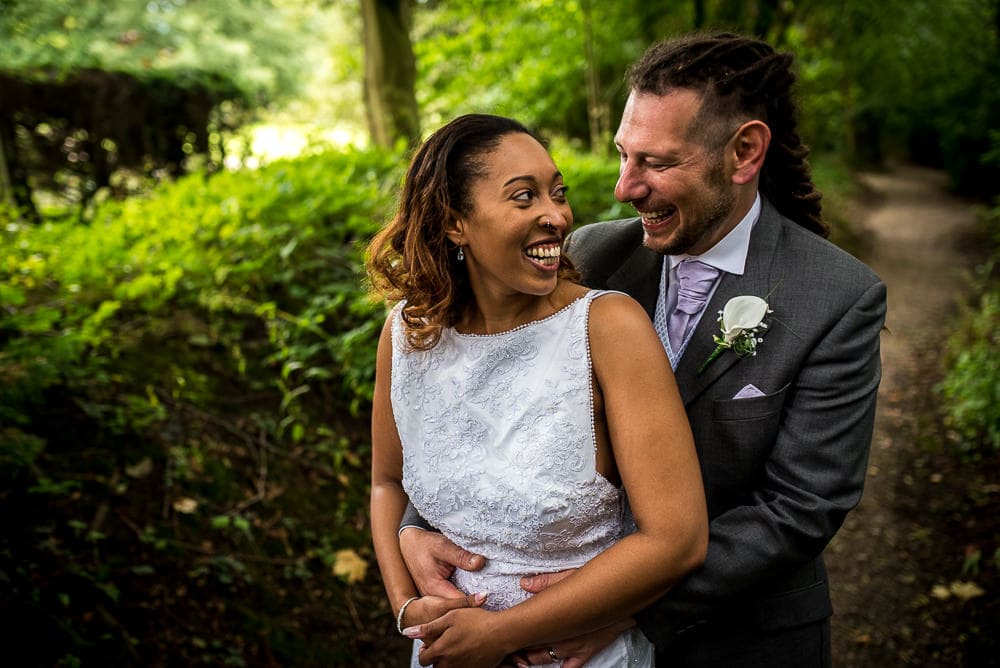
[366,114,707,667]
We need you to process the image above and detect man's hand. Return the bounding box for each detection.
[519,568,576,594]
[509,619,636,667]
[400,527,486,598]
[513,568,629,667]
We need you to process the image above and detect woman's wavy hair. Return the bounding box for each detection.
[627,32,828,237]
[366,114,579,350]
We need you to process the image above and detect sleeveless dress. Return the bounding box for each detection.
[391,290,654,667]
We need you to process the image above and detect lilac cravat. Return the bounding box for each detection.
[668,260,721,353]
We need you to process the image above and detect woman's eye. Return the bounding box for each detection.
[513,190,535,202]
[553,186,569,200]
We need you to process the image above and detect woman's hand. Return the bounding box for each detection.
[403,592,489,628]
[406,607,510,668]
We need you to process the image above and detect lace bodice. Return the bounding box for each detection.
[392,291,653,667]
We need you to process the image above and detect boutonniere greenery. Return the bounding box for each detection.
[698,295,773,375]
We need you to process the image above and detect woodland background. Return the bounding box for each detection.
[0,1,997,665]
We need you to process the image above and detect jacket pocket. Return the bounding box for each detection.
[704,384,790,485]
[712,382,789,422]
[753,579,833,631]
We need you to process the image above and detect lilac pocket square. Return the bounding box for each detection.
[733,384,766,400]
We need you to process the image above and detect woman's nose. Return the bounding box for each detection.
[550,210,570,231]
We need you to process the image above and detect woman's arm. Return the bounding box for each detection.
[370,316,487,634]
[370,316,422,621]
[412,293,708,665]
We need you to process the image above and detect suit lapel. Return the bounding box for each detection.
[606,243,662,320]
[674,201,784,405]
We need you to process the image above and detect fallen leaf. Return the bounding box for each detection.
[949,581,985,601]
[173,497,198,514]
[333,548,367,584]
[125,457,153,479]
[930,584,951,600]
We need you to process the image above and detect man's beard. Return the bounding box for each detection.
[645,164,736,256]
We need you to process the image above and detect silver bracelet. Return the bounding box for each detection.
[396,595,420,635]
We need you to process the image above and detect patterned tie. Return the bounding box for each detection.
[668,260,721,353]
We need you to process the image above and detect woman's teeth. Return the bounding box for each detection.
[525,245,560,265]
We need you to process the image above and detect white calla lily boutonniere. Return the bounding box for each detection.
[698,295,773,375]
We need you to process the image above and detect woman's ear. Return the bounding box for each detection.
[445,218,465,246]
[730,120,771,186]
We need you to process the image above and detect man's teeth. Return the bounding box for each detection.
[641,208,675,220]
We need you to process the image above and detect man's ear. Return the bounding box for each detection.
[730,120,771,186]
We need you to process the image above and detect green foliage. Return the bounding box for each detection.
[936,200,1000,455]
[0,0,314,100]
[790,0,1000,197]
[551,139,633,224]
[0,145,407,663]
[413,0,668,147]
[0,138,630,662]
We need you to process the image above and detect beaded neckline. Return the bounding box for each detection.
[450,291,594,338]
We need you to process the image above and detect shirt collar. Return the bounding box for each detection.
[668,192,761,276]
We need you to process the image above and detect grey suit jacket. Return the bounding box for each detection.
[564,198,886,655]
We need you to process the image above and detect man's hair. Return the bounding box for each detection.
[627,32,827,237]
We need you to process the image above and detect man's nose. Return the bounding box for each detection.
[614,161,647,204]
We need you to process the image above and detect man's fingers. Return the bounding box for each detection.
[423,579,467,599]
[519,567,577,593]
[518,647,559,665]
[418,530,485,571]
[515,647,587,668]
[441,539,485,571]
[431,592,488,618]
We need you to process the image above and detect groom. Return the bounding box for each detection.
[401,32,886,666]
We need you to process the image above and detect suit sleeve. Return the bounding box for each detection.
[637,279,887,647]
[399,501,435,534]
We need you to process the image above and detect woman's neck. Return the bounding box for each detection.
[456,281,586,335]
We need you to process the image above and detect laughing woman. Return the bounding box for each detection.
[366,114,707,667]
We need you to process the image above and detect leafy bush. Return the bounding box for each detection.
[0,146,406,664]
[0,139,631,664]
[551,140,633,225]
[937,201,1000,456]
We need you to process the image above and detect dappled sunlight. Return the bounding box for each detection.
[225,123,368,170]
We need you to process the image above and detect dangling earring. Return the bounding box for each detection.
[456,246,465,262]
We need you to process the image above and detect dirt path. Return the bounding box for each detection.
[827,164,991,666]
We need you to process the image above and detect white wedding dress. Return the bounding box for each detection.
[391,291,654,667]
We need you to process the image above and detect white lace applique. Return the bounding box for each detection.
[392,292,617,594]
[391,292,653,667]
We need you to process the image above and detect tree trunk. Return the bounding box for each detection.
[0,117,40,222]
[361,0,419,149]
[581,0,609,153]
[753,0,780,39]
[692,0,705,29]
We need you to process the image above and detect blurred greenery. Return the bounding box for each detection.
[937,191,1000,456]
[1,0,998,664]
